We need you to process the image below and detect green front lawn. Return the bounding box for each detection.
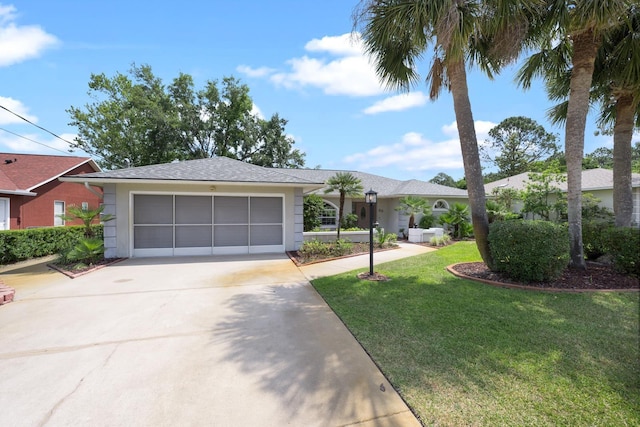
[312,242,640,426]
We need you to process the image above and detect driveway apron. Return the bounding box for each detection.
[0,253,420,427]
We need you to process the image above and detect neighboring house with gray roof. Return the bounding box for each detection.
[62,157,469,258]
[485,168,640,226]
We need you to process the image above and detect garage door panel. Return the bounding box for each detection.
[175,225,212,248]
[214,225,248,247]
[250,225,283,246]
[134,226,173,249]
[134,195,173,224]
[176,196,212,224]
[214,197,248,224]
[250,197,282,223]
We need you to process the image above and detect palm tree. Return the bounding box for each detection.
[354,0,539,268]
[518,0,632,268]
[543,4,639,228]
[395,195,430,229]
[59,205,114,238]
[324,172,364,240]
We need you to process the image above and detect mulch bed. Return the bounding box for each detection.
[450,261,639,292]
[48,258,126,278]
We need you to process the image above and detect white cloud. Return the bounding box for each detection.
[442,120,496,142]
[343,132,463,171]
[343,120,498,172]
[0,131,76,154]
[236,65,275,78]
[363,92,428,115]
[0,96,37,125]
[0,4,58,67]
[304,33,362,56]
[239,32,384,97]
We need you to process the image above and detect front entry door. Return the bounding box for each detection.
[0,198,9,230]
[354,202,376,229]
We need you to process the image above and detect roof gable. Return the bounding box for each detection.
[0,153,100,191]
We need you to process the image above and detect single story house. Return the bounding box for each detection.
[61,157,469,258]
[485,168,640,226]
[278,168,468,233]
[0,153,102,230]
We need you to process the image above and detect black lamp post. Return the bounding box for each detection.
[365,188,377,276]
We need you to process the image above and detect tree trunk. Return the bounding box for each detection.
[337,192,345,240]
[613,93,635,227]
[564,30,599,270]
[448,60,494,269]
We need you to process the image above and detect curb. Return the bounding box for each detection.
[446,263,640,293]
[47,258,127,279]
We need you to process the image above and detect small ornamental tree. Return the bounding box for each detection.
[324,172,364,240]
[395,196,430,229]
[59,205,114,237]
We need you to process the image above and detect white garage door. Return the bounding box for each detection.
[132,194,284,257]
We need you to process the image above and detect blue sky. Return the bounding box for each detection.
[0,1,619,181]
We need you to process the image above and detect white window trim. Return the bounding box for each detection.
[54,200,65,227]
[320,200,338,228]
[0,197,9,230]
[433,199,449,211]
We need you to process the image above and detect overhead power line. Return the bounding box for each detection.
[0,127,72,155]
[0,104,76,147]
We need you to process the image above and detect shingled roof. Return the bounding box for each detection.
[0,152,99,195]
[63,156,325,189]
[485,168,640,193]
[276,168,467,198]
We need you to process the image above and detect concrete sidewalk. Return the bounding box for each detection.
[299,242,435,280]
[0,247,429,427]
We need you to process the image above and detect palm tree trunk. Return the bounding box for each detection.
[337,193,345,240]
[613,93,635,227]
[565,30,599,270]
[448,60,493,269]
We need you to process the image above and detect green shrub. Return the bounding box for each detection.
[489,220,569,282]
[332,238,353,257]
[342,213,359,229]
[418,214,436,229]
[429,234,451,246]
[59,238,105,265]
[375,228,397,248]
[0,225,103,265]
[582,220,613,260]
[606,227,640,277]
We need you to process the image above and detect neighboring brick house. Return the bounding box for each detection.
[0,153,102,230]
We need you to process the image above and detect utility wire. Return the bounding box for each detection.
[0,104,76,147]
[0,127,72,155]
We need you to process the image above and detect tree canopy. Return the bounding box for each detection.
[68,64,305,170]
[481,116,559,179]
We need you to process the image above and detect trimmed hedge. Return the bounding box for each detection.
[582,220,614,260]
[489,220,569,282]
[607,227,640,277]
[0,225,103,265]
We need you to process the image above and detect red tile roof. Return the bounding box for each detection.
[0,153,100,192]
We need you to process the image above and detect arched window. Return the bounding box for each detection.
[320,202,337,226]
[433,199,449,211]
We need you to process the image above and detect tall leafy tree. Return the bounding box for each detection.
[481,116,559,178]
[324,172,364,240]
[354,0,538,268]
[518,0,632,268]
[68,65,305,169]
[429,172,457,187]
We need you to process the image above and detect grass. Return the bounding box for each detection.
[312,242,640,426]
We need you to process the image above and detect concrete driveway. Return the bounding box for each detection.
[0,253,421,427]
